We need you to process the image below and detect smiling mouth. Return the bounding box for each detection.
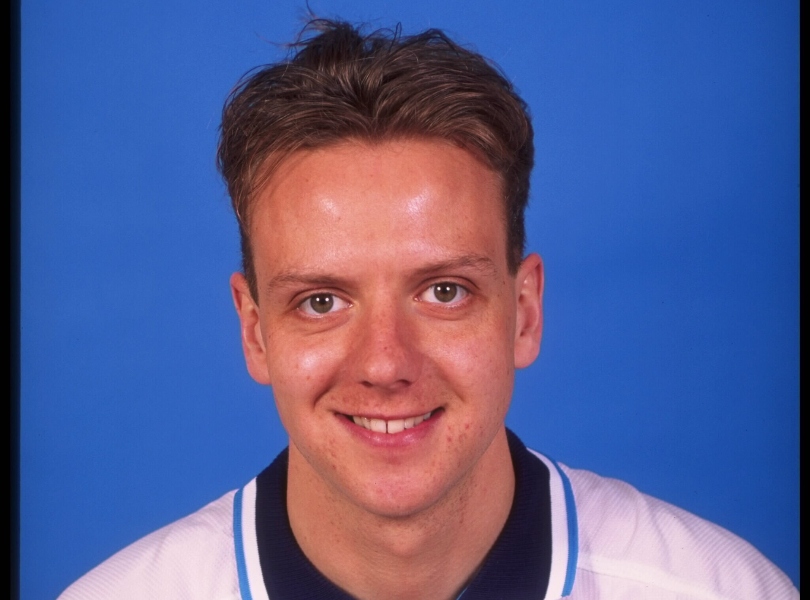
[347,410,437,434]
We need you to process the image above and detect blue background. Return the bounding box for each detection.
[20,1,798,597]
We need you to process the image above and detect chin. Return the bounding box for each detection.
[345,469,467,520]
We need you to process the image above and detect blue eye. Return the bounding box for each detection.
[299,294,350,316]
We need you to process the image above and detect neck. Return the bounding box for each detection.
[286,428,515,600]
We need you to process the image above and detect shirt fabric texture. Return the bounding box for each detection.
[58,431,798,599]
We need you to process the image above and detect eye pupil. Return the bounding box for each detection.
[309,294,334,314]
[434,283,457,303]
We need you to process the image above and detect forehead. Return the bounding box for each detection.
[248,139,509,275]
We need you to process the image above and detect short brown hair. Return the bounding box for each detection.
[217,19,534,299]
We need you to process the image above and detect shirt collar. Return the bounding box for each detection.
[234,430,577,599]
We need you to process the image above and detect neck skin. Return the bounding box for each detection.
[286,427,515,600]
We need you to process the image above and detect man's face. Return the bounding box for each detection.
[232,139,543,518]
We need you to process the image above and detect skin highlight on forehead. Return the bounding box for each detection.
[244,139,513,292]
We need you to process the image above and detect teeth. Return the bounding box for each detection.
[350,411,434,433]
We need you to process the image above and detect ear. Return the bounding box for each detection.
[513,253,544,369]
[230,272,272,385]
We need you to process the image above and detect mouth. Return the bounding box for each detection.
[344,410,438,434]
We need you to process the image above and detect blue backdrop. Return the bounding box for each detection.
[21,1,799,598]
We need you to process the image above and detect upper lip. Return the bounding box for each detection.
[340,408,440,420]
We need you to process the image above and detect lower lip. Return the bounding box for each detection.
[341,409,443,448]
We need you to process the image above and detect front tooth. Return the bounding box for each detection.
[387,419,405,434]
[362,417,371,430]
[403,417,416,429]
[369,418,387,433]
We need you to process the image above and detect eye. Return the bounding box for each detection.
[419,282,469,305]
[298,293,350,316]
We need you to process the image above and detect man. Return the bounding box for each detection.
[59,19,797,600]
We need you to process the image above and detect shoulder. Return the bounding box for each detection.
[58,489,241,600]
[558,464,798,599]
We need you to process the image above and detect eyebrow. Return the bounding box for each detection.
[264,272,347,294]
[409,254,499,280]
[264,254,500,296]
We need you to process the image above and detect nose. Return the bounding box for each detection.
[351,298,422,391]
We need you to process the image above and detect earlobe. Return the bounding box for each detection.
[230,272,272,385]
[513,253,544,369]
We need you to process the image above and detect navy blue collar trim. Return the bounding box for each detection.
[252,430,553,599]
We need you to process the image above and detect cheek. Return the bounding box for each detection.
[266,334,348,413]
[428,321,515,407]
[433,310,514,373]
